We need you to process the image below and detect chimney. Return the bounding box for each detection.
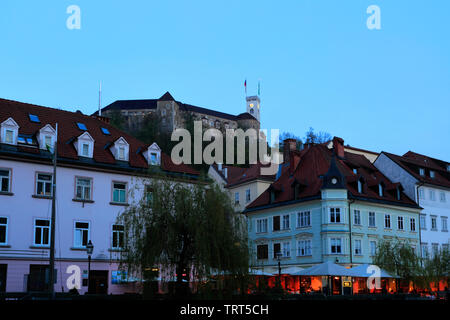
[333,137,345,158]
[283,139,297,163]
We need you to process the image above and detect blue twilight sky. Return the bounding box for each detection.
[0,0,449,161]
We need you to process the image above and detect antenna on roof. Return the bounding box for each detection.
[98,81,102,116]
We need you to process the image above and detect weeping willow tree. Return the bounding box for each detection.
[372,239,422,291]
[116,180,249,296]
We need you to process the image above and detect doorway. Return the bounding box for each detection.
[332,276,342,295]
[88,270,108,294]
[0,264,7,292]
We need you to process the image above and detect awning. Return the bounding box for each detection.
[249,269,273,276]
[292,261,354,277]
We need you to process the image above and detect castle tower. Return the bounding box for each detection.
[246,95,260,122]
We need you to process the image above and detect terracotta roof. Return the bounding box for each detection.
[246,141,419,212]
[211,163,276,188]
[0,98,199,177]
[381,151,450,189]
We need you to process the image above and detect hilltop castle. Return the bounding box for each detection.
[94,91,261,134]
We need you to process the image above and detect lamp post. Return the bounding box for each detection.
[275,252,282,289]
[86,240,94,293]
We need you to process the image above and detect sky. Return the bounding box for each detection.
[0,0,449,161]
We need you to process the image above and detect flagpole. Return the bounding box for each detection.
[49,123,58,299]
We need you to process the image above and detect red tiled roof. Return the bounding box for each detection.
[382,151,450,189]
[0,98,199,176]
[212,163,276,188]
[246,142,418,212]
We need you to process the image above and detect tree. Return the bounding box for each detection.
[420,249,450,291]
[304,127,332,144]
[109,109,125,131]
[372,239,422,291]
[116,180,249,297]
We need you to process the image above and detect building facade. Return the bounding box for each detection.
[95,92,261,135]
[0,98,199,294]
[374,151,450,257]
[244,138,422,275]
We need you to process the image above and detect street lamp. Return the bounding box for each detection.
[275,252,282,288]
[86,240,94,293]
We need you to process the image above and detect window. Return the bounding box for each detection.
[357,179,363,193]
[5,129,13,144]
[297,211,311,228]
[118,147,125,160]
[369,212,376,227]
[34,219,50,246]
[330,208,341,223]
[330,238,342,254]
[234,192,239,205]
[297,239,312,256]
[378,184,384,197]
[282,214,290,230]
[75,177,92,200]
[432,243,439,256]
[112,225,124,249]
[353,168,358,174]
[442,217,448,232]
[429,190,435,201]
[112,182,127,203]
[76,123,87,131]
[397,216,404,230]
[29,114,40,123]
[74,222,89,248]
[0,217,8,244]
[418,188,425,200]
[431,216,437,231]
[145,186,153,205]
[421,243,429,258]
[410,218,416,232]
[273,243,281,259]
[354,210,361,225]
[150,153,158,165]
[256,218,268,233]
[430,171,435,179]
[44,135,53,149]
[420,214,426,230]
[81,143,89,157]
[282,242,291,258]
[0,169,11,193]
[443,244,449,252]
[36,173,53,196]
[257,244,268,260]
[384,214,391,229]
[370,241,377,256]
[354,239,362,255]
[419,168,425,176]
[246,189,251,203]
[101,127,110,135]
[440,192,446,202]
[273,216,280,231]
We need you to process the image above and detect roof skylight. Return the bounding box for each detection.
[77,122,87,131]
[101,127,111,135]
[29,114,40,123]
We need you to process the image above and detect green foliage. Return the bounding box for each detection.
[116,180,249,296]
[109,109,125,131]
[303,127,332,144]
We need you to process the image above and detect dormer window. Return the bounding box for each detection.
[353,168,358,174]
[396,187,401,200]
[357,178,364,193]
[378,183,385,197]
[430,171,435,179]
[146,142,161,166]
[112,137,129,162]
[419,168,425,176]
[1,117,19,145]
[38,124,56,151]
[76,132,94,158]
